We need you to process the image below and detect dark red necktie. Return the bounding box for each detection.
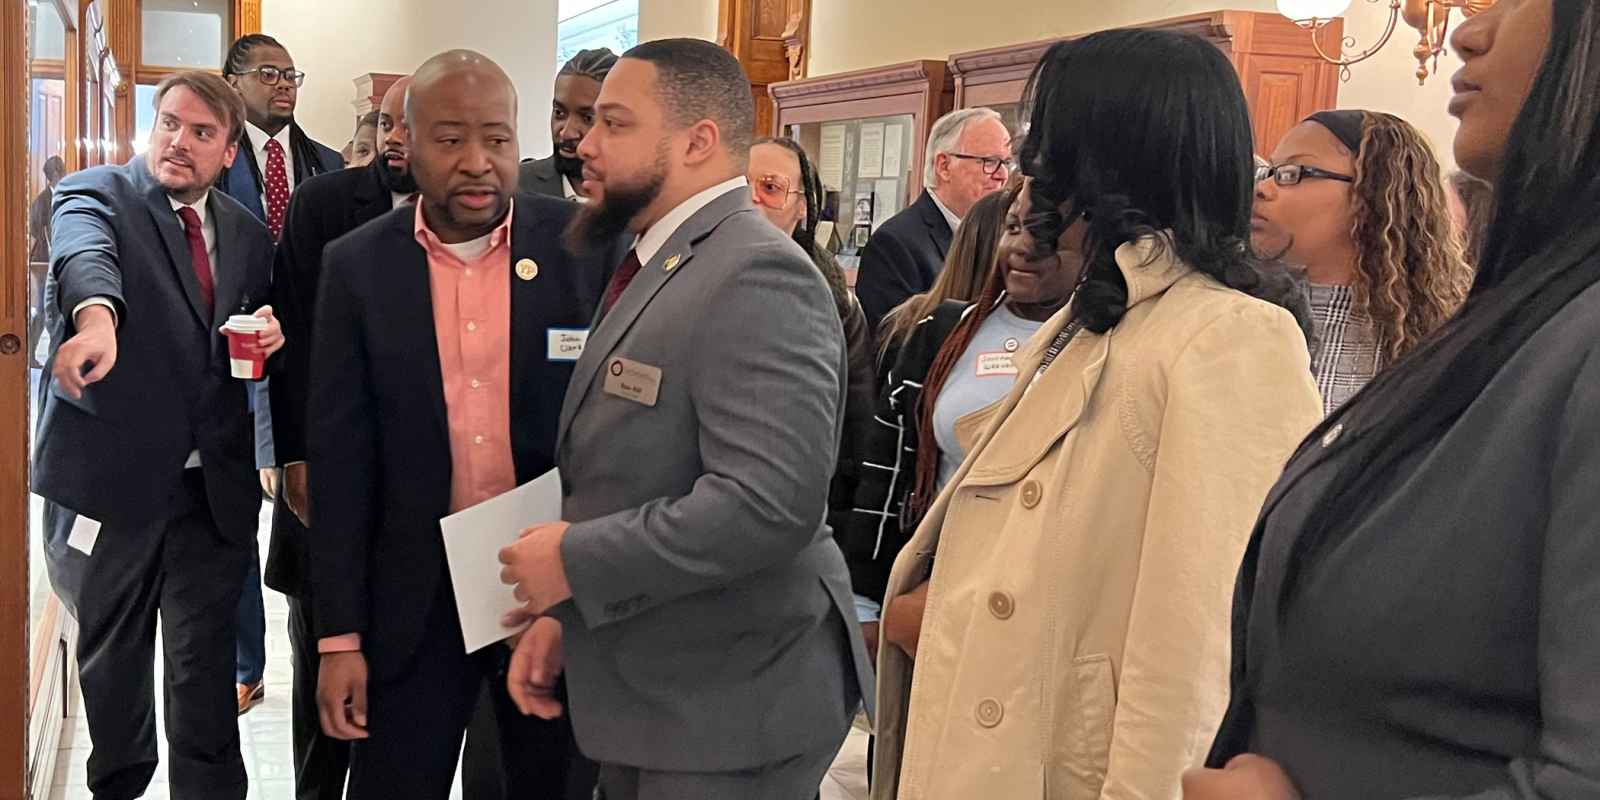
[600,249,642,317]
[263,138,290,240]
[176,205,214,310]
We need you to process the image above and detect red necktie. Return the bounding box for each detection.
[263,138,290,240]
[177,206,214,310]
[600,249,642,317]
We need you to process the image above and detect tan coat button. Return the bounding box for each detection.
[988,591,1014,620]
[975,698,1004,728]
[1020,480,1043,509]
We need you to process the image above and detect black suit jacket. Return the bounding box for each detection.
[33,156,274,538]
[853,190,954,330]
[307,194,618,678]
[518,156,566,199]
[264,158,399,596]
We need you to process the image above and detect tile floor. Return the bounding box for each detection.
[45,500,871,800]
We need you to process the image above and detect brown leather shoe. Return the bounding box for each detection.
[236,682,264,716]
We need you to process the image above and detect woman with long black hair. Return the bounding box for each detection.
[1188,1,1600,797]
[868,29,1324,799]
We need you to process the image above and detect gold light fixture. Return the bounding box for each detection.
[1278,0,1497,84]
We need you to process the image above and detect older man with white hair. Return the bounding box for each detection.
[854,107,1011,329]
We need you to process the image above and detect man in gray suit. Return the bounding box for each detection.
[497,38,873,799]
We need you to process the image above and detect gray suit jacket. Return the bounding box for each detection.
[553,186,875,771]
[519,156,565,200]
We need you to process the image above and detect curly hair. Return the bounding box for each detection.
[1345,111,1473,368]
[1019,30,1311,340]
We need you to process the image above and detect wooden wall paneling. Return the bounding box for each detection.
[2,0,36,796]
[719,0,811,137]
[235,0,261,39]
[104,0,133,157]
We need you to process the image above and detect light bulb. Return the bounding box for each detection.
[1277,0,1353,20]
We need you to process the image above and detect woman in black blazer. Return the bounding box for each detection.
[1186,1,1600,798]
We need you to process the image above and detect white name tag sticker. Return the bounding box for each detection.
[68,514,102,556]
[976,352,1019,378]
[547,328,589,362]
[603,357,662,407]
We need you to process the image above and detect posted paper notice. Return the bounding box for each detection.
[441,468,564,653]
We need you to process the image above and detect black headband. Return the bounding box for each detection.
[1307,110,1366,154]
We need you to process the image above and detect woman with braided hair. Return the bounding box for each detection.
[1253,110,1472,414]
[868,28,1324,799]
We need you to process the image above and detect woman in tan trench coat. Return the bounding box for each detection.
[870,30,1326,800]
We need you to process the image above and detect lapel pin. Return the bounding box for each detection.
[516,259,539,281]
[663,253,681,272]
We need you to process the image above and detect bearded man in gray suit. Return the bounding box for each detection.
[496,37,874,800]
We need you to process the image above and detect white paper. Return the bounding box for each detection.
[440,468,564,653]
[819,124,846,189]
[858,123,886,179]
[872,179,900,230]
[882,124,905,177]
[67,514,101,556]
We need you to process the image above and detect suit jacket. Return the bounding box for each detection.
[553,185,875,772]
[263,158,399,597]
[33,156,275,539]
[518,155,566,199]
[307,194,616,679]
[217,122,344,469]
[854,190,954,330]
[1207,278,1600,797]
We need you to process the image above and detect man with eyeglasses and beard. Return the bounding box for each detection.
[263,74,417,800]
[520,48,616,202]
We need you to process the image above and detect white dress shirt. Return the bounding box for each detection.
[561,174,588,203]
[634,176,749,265]
[245,120,297,208]
[927,187,963,234]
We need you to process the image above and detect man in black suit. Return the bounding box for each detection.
[34,71,282,800]
[307,50,612,800]
[853,107,1012,329]
[519,48,616,202]
[264,73,415,800]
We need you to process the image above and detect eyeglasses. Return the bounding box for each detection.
[946,153,1014,177]
[232,66,307,87]
[1255,163,1354,187]
[749,173,802,210]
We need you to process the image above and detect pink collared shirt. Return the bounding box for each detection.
[319,200,518,655]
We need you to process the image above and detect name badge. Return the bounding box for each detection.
[547,328,589,362]
[603,357,662,407]
[975,352,1019,378]
[68,513,102,556]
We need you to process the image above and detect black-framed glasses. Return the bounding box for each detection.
[1255,163,1354,187]
[946,153,1014,177]
[232,66,306,87]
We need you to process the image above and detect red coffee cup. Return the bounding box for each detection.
[222,314,268,380]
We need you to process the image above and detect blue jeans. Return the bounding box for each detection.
[236,550,265,685]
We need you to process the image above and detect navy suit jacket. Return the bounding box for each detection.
[216,123,343,469]
[306,194,620,678]
[33,156,275,537]
[853,190,954,330]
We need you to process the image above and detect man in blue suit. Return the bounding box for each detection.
[36,71,282,800]
[215,32,343,716]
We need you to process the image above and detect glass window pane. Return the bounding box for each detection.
[141,0,230,70]
[31,2,66,61]
[134,84,158,155]
[556,0,639,70]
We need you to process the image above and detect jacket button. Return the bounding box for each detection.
[1020,480,1043,509]
[988,591,1014,620]
[975,698,1004,728]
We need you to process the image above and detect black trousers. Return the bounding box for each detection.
[53,470,252,800]
[286,594,351,799]
[345,585,597,800]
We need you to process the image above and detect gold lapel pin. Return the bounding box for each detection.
[663,253,681,272]
[516,259,539,281]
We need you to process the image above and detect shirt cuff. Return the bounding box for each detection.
[72,297,118,328]
[853,594,882,624]
[317,634,362,654]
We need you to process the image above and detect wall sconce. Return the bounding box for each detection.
[1278,0,1497,84]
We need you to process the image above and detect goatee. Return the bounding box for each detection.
[563,162,666,256]
[376,157,418,195]
[553,151,584,181]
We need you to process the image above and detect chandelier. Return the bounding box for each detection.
[1277,0,1498,84]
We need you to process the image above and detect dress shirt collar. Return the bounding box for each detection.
[927,187,963,233]
[413,196,515,264]
[245,120,293,161]
[561,174,587,203]
[169,191,211,226]
[633,176,748,265]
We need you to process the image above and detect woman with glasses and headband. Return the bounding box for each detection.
[869,29,1323,800]
[1253,110,1472,414]
[747,137,877,576]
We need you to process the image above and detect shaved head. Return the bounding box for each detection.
[405,49,517,128]
[375,74,416,193]
[404,50,520,243]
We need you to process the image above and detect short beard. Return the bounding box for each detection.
[553,151,584,182]
[376,158,418,195]
[563,144,669,255]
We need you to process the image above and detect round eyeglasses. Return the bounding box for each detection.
[749,173,803,210]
